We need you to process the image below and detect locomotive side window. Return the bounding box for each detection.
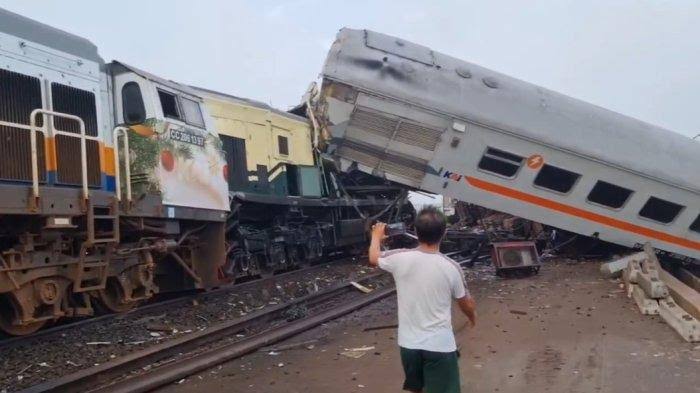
[690,215,700,233]
[278,135,289,156]
[477,147,523,178]
[587,181,633,209]
[0,69,43,125]
[534,164,580,193]
[158,89,181,120]
[180,97,205,128]
[122,82,146,125]
[639,197,684,224]
[51,83,98,136]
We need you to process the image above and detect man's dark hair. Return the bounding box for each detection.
[414,206,446,245]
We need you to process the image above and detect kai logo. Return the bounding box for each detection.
[443,171,463,182]
[527,154,544,169]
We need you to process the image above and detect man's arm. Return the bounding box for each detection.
[367,222,387,267]
[456,296,476,328]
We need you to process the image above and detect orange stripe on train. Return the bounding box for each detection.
[43,138,116,176]
[465,176,700,252]
[102,145,115,177]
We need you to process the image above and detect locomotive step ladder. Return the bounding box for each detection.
[72,240,112,293]
[87,200,120,245]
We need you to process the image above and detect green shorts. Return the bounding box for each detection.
[399,347,461,393]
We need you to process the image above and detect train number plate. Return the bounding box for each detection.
[169,129,205,147]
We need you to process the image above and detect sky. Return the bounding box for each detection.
[1,0,699,140]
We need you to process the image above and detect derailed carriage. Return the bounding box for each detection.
[0,10,404,335]
[316,28,700,264]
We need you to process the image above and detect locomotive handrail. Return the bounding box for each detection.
[30,109,89,204]
[112,126,132,204]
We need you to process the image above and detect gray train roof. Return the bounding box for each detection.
[110,61,203,99]
[0,7,102,64]
[322,28,700,194]
[192,86,309,123]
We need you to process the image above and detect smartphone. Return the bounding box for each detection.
[385,222,406,237]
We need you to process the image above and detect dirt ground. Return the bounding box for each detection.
[160,260,700,393]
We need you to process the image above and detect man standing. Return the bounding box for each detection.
[369,207,476,393]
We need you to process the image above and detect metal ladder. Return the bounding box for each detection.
[29,109,91,210]
[87,199,120,245]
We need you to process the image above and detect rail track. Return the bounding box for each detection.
[1,257,380,391]
[19,273,395,393]
[0,258,356,350]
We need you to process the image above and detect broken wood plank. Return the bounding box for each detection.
[350,281,373,294]
[658,297,700,343]
[677,267,700,293]
[600,251,646,278]
[630,284,659,315]
[642,242,700,322]
[636,267,669,299]
[658,268,700,322]
[623,259,642,286]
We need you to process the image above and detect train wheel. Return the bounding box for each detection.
[0,294,46,336]
[286,246,301,269]
[94,277,139,314]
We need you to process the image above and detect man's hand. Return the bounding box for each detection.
[371,222,387,241]
[456,296,476,328]
[368,222,387,267]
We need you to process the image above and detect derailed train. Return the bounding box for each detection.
[0,10,408,335]
[315,29,700,263]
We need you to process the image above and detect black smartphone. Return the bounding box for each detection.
[385,222,406,237]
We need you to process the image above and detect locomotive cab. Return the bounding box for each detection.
[109,62,229,213]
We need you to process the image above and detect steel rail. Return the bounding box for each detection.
[102,286,395,393]
[20,273,392,393]
[0,258,354,350]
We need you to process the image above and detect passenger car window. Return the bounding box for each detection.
[690,215,700,233]
[158,89,180,120]
[587,181,633,209]
[180,97,205,128]
[477,148,523,178]
[638,197,684,224]
[534,164,580,193]
[122,82,146,125]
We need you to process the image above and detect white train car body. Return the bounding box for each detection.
[319,28,700,262]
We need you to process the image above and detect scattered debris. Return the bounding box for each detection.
[350,281,373,294]
[600,252,646,278]
[340,346,376,359]
[509,310,528,316]
[362,323,399,332]
[146,323,175,334]
[615,244,700,342]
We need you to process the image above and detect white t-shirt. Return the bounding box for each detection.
[378,248,470,353]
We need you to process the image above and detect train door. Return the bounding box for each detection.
[221,135,249,191]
